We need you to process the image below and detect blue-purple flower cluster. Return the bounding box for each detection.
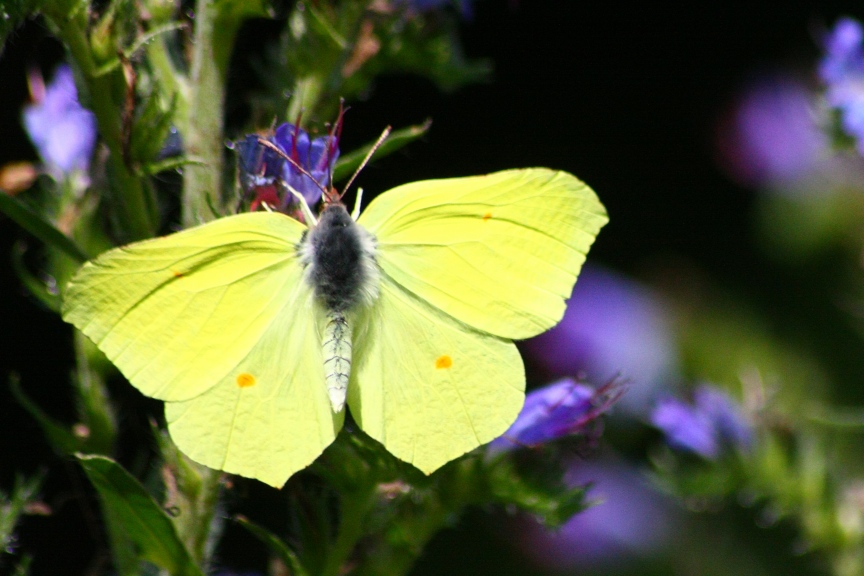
[490,378,622,453]
[820,18,864,152]
[651,384,752,459]
[235,122,340,211]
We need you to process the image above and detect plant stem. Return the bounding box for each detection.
[45,8,156,241]
[181,0,242,226]
[321,487,376,576]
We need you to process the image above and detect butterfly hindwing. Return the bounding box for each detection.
[356,168,608,340]
[165,284,342,487]
[349,279,525,474]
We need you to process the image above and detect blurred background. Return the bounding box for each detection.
[4,1,864,574]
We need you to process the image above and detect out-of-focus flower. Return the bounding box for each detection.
[235,122,340,211]
[157,126,184,160]
[820,18,864,152]
[22,65,97,179]
[651,384,752,459]
[717,74,832,189]
[235,133,285,210]
[395,0,472,17]
[523,264,677,414]
[489,378,621,453]
[511,459,677,571]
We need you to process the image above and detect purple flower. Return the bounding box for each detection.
[510,460,677,570]
[717,75,831,189]
[523,265,677,414]
[820,18,864,152]
[235,133,285,210]
[235,123,339,211]
[400,0,472,17]
[273,123,339,205]
[489,378,621,453]
[22,65,97,178]
[651,384,752,459]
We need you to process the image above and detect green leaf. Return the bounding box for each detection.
[10,374,82,455]
[235,515,309,576]
[11,242,61,312]
[214,0,269,24]
[130,90,178,167]
[487,451,589,528]
[0,192,90,263]
[333,120,432,183]
[76,454,204,576]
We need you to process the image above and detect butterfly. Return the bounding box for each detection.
[62,168,607,487]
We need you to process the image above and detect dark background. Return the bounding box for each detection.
[0,1,861,574]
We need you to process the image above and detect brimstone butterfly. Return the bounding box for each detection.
[62,168,607,487]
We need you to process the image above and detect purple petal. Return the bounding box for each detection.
[523,265,676,414]
[651,397,719,459]
[694,385,752,449]
[511,460,676,570]
[718,75,829,188]
[22,65,97,176]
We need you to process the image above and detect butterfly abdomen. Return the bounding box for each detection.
[301,204,379,411]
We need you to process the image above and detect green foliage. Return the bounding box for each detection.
[486,450,588,528]
[333,119,432,182]
[76,454,204,576]
[0,475,43,557]
[0,193,90,263]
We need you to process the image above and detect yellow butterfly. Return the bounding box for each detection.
[62,168,607,487]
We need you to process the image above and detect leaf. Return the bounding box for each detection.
[486,451,589,528]
[234,515,310,576]
[76,454,204,576]
[11,242,61,312]
[332,120,432,183]
[0,192,90,262]
[10,374,81,455]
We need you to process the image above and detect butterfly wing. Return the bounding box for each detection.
[350,281,524,474]
[356,168,608,339]
[63,212,341,487]
[351,168,606,472]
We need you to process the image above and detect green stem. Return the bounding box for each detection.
[44,8,156,241]
[145,31,190,114]
[321,487,376,576]
[181,0,243,226]
[355,462,483,576]
[188,468,223,567]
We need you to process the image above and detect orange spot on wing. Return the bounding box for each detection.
[482,212,493,221]
[435,355,453,369]
[172,270,184,278]
[236,373,256,388]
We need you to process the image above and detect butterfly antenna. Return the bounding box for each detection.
[256,137,331,201]
[340,125,392,208]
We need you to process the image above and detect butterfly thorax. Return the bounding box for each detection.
[300,203,379,412]
[301,203,379,312]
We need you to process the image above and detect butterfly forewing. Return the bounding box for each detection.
[356,168,608,340]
